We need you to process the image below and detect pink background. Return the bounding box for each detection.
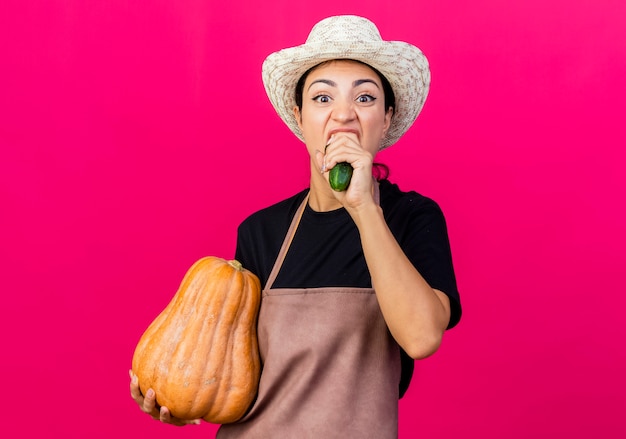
[1,1,624,437]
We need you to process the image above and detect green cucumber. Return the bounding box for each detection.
[329,162,353,192]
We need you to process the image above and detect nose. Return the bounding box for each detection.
[332,97,356,123]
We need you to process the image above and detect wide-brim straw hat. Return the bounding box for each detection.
[262,15,431,150]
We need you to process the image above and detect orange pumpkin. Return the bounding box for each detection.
[131,256,261,424]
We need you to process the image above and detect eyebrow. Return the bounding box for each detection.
[307,78,381,91]
[354,79,380,88]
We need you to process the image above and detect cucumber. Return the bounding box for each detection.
[329,162,353,192]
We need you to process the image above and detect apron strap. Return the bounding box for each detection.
[265,192,309,290]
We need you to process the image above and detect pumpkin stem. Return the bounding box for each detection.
[228,260,243,271]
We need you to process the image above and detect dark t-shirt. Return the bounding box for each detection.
[235,179,461,396]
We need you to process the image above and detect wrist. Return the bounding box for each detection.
[349,201,384,230]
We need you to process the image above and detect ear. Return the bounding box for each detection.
[293,106,303,131]
[382,107,394,137]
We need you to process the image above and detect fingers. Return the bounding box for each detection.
[130,370,200,426]
[160,406,202,426]
[129,370,158,418]
[129,370,156,414]
[143,388,158,414]
[315,149,326,173]
[159,406,172,423]
[323,133,370,171]
[129,370,142,402]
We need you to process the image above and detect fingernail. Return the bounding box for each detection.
[147,389,154,398]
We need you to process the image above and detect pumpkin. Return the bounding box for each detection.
[131,256,261,424]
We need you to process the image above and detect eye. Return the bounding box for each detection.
[312,94,331,103]
[356,94,376,103]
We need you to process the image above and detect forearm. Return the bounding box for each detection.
[350,202,451,359]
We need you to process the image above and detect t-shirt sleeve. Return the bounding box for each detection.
[401,197,462,329]
[233,191,306,289]
[234,219,269,288]
[234,223,255,276]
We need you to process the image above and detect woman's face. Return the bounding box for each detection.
[294,60,393,158]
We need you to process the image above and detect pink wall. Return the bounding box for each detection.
[1,1,624,437]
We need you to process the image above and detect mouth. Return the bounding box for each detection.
[326,128,360,143]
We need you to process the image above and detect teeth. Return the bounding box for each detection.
[325,135,334,151]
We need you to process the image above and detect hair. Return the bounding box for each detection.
[295,60,396,113]
[294,60,394,181]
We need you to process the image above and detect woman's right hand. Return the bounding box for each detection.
[129,370,201,426]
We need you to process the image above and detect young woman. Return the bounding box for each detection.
[131,15,461,437]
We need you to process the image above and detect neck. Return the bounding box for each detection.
[307,172,343,212]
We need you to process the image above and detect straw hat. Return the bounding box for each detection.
[261,15,431,150]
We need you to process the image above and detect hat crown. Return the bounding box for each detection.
[305,15,383,44]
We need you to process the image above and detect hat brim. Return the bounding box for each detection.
[262,40,430,150]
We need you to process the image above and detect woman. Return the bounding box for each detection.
[131,15,461,437]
